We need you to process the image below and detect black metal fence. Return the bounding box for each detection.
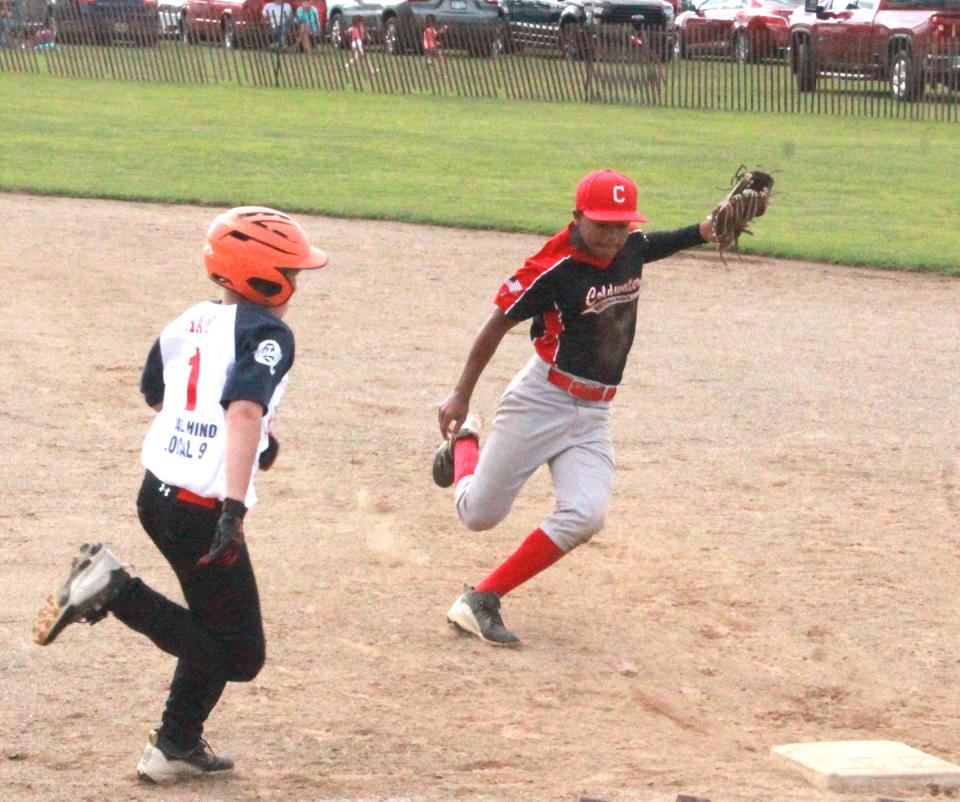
[1,5,957,121]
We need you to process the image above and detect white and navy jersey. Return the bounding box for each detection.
[495,223,704,386]
[139,300,295,507]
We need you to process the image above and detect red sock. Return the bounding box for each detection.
[453,436,479,485]
[475,528,564,598]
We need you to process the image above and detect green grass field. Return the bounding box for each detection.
[1,72,958,271]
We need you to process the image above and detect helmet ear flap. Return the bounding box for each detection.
[247,276,285,299]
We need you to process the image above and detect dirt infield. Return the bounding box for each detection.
[3,193,960,802]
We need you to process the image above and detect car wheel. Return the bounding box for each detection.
[795,36,816,92]
[890,48,923,102]
[734,31,752,64]
[383,16,399,55]
[222,16,239,49]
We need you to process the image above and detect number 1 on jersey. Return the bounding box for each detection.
[186,347,200,411]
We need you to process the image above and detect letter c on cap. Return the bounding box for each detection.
[613,185,625,204]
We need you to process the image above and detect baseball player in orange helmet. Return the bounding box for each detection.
[34,207,327,782]
[434,169,720,646]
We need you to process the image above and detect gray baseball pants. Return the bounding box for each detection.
[455,355,615,553]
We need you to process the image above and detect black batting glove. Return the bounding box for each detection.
[258,434,280,471]
[197,498,247,568]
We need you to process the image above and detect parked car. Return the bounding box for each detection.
[499,0,676,60]
[327,0,407,50]
[400,0,505,54]
[51,0,160,44]
[180,0,272,48]
[789,0,960,100]
[327,0,504,56]
[675,0,799,61]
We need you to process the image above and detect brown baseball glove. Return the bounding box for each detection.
[710,166,774,264]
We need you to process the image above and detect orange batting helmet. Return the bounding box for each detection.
[203,207,328,307]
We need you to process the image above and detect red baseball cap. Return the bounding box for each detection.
[575,169,648,223]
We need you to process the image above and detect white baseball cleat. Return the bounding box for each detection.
[137,729,234,784]
[33,542,130,646]
[447,584,520,647]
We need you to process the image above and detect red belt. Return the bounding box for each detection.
[176,487,221,510]
[547,367,617,402]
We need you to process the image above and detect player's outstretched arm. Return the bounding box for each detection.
[438,309,518,439]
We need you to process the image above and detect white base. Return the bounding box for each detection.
[771,739,960,792]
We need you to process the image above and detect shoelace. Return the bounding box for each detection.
[194,739,217,759]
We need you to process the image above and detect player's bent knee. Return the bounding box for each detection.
[582,511,606,538]
[568,520,605,549]
[578,499,608,535]
[229,658,264,683]
[575,522,603,546]
[225,642,266,682]
[454,476,513,532]
[547,506,607,551]
[458,507,505,532]
[456,492,511,532]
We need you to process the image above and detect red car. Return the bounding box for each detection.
[789,0,960,101]
[674,0,801,61]
[181,0,319,47]
[180,0,267,46]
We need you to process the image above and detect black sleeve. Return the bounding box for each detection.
[221,304,295,413]
[140,338,165,408]
[500,265,561,323]
[639,224,705,264]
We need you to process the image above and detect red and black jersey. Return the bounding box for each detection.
[495,223,704,386]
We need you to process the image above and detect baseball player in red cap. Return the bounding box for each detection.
[433,168,721,646]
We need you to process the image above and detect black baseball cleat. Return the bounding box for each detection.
[137,729,234,784]
[447,585,520,647]
[33,542,130,646]
[432,413,482,488]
